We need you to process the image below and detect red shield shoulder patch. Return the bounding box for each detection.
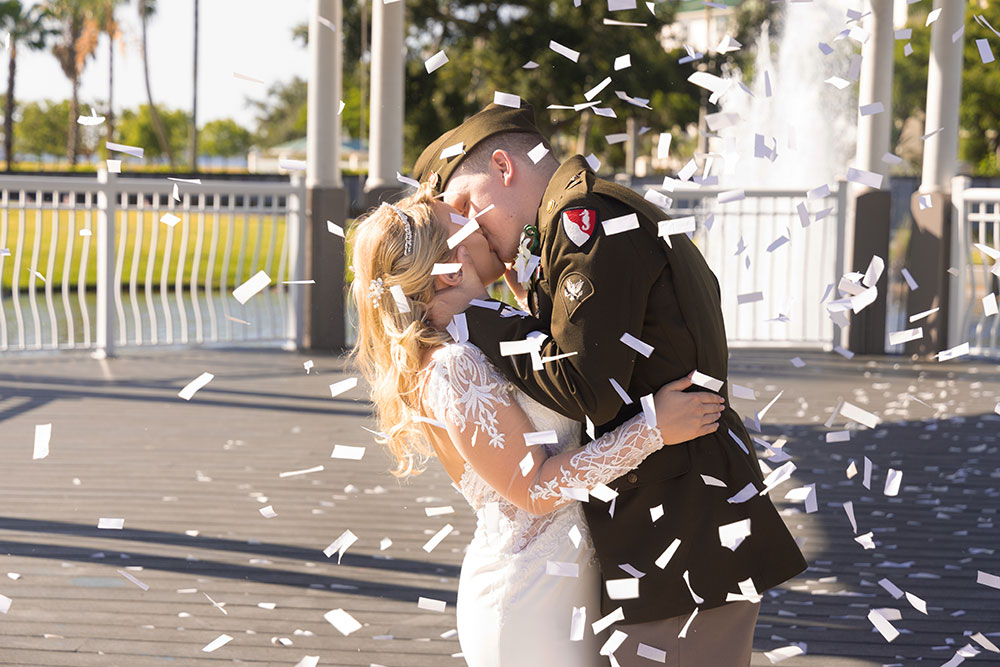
[561,208,597,248]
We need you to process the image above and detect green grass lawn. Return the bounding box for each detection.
[1,209,290,292]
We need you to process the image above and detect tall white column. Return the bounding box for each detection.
[920,0,965,193]
[855,0,894,180]
[307,0,342,189]
[367,0,404,190]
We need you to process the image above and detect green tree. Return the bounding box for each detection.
[249,76,307,148]
[15,98,98,159]
[117,104,190,160]
[893,2,1000,175]
[200,118,251,156]
[0,0,56,170]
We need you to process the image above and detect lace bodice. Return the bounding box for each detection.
[423,343,665,554]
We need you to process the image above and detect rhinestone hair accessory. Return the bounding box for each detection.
[381,202,414,256]
[368,277,385,308]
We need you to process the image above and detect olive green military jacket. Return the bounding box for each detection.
[463,155,807,623]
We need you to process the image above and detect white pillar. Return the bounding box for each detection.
[920,0,965,193]
[367,0,404,190]
[307,0,342,189]
[855,0,894,181]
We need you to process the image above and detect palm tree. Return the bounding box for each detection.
[137,0,173,167]
[189,0,198,170]
[0,1,55,171]
[48,0,100,165]
[95,0,125,150]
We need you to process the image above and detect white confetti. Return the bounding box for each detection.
[98,517,124,530]
[424,50,448,73]
[32,423,51,460]
[202,634,234,652]
[329,377,359,398]
[324,608,362,635]
[417,597,446,612]
[422,524,454,552]
[331,444,365,460]
[232,270,271,304]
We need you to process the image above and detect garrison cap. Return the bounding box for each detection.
[412,101,548,194]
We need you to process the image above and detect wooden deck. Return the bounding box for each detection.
[1,347,998,666]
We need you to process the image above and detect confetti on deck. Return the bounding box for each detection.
[32,423,51,460]
[279,465,324,478]
[0,593,10,614]
[331,444,365,460]
[329,377,358,398]
[178,372,214,400]
[117,569,149,590]
[764,645,806,663]
[324,608,362,635]
[422,524,454,552]
[977,570,1000,590]
[323,529,358,563]
[259,505,277,518]
[868,609,899,642]
[98,517,124,530]
[418,596,447,612]
[202,634,233,652]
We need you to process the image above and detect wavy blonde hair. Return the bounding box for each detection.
[349,184,454,477]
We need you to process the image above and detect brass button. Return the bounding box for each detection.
[627,472,639,484]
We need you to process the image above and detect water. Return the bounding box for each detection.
[1,288,290,352]
[716,1,861,189]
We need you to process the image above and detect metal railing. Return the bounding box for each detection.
[0,172,306,355]
[950,176,1000,358]
[644,182,848,349]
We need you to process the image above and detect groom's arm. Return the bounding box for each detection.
[464,199,666,425]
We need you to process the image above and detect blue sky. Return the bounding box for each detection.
[16,0,312,129]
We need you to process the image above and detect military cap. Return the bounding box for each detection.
[412,101,549,193]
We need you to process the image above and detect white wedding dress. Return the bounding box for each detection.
[422,343,666,667]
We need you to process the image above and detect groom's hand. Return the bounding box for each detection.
[427,247,489,329]
[653,375,725,444]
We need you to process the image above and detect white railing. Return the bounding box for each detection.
[950,176,1000,358]
[0,172,306,355]
[645,182,848,349]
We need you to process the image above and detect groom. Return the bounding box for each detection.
[415,102,806,665]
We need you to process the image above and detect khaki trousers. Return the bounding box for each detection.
[609,601,759,666]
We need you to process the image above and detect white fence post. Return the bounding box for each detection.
[948,175,971,348]
[94,169,117,359]
[285,174,308,350]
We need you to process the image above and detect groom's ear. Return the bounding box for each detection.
[491,150,516,187]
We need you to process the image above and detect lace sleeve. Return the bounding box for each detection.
[421,343,665,516]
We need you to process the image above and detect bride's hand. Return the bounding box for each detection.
[427,247,489,329]
[653,375,725,444]
[503,268,530,311]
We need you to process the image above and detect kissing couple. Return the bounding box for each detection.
[349,101,807,666]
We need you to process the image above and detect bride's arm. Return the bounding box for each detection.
[423,344,722,516]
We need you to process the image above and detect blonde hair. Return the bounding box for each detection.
[349,184,454,477]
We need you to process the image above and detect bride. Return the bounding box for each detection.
[348,184,724,666]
